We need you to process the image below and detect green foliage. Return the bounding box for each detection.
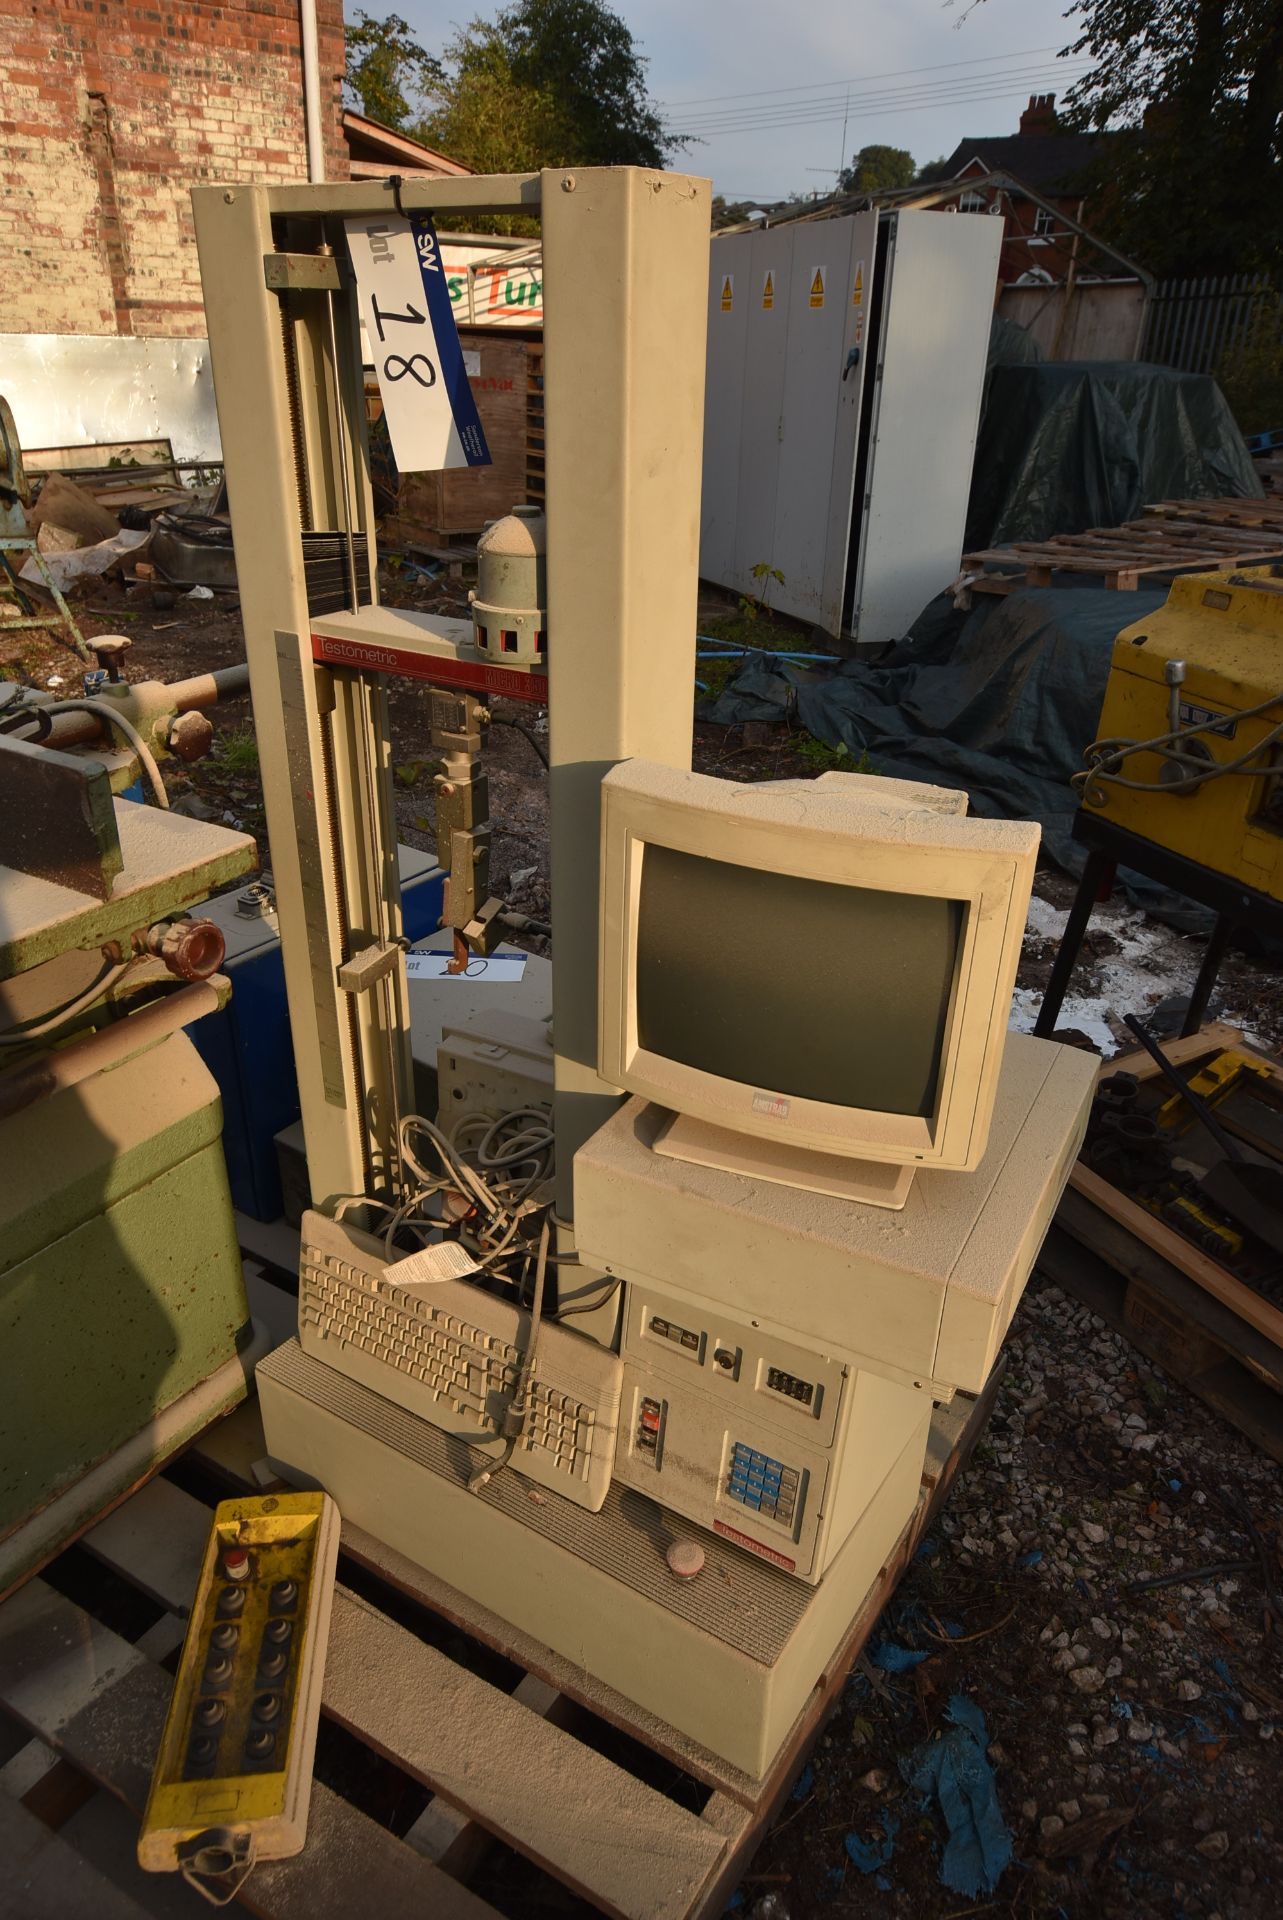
[1062,0,1283,276]
[497,0,677,167]
[913,154,954,186]
[839,144,916,194]
[217,727,259,775]
[737,560,785,623]
[1215,293,1283,431]
[419,0,678,185]
[701,607,798,651]
[345,10,443,131]
[792,735,875,775]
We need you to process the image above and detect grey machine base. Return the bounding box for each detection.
[258,1338,928,1779]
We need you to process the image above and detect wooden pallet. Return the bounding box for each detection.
[1049,1024,1283,1461]
[525,345,545,508]
[1254,451,1283,495]
[1040,1216,1283,1464]
[963,495,1283,593]
[0,1303,1000,1919]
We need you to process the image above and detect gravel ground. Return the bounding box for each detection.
[742,1279,1282,1919]
[4,575,1281,1918]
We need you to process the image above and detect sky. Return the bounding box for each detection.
[389,0,1086,202]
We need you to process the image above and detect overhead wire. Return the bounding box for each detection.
[663,62,1091,138]
[657,42,1084,111]
[666,64,1092,132]
[669,76,1094,142]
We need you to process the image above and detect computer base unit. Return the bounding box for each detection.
[258,1338,928,1779]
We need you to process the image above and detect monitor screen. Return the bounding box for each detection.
[636,845,964,1119]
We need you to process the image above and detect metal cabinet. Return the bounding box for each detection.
[701,211,1001,646]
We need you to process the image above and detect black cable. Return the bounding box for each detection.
[552,1278,623,1322]
[488,717,549,770]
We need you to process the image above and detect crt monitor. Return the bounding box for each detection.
[597,760,1038,1208]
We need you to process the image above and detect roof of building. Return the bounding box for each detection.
[940,131,1112,196]
[342,110,472,179]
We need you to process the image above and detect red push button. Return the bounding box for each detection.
[222,1546,251,1582]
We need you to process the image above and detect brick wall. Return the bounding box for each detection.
[0,0,348,336]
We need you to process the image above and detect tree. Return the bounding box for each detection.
[838,144,916,194]
[421,21,562,180]
[1061,0,1283,277]
[344,11,442,131]
[914,154,954,186]
[421,0,680,174]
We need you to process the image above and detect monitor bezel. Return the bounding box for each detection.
[598,763,1038,1171]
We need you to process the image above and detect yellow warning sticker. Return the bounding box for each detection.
[853,260,865,307]
[808,266,826,309]
[720,274,734,312]
[762,270,774,310]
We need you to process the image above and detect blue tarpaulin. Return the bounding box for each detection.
[700,584,1165,875]
[905,1695,1013,1898]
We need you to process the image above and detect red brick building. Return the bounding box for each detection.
[937,94,1114,285]
[0,0,348,336]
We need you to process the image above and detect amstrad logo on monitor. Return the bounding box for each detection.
[752,1093,790,1121]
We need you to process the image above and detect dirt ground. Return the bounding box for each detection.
[4,570,1281,1920]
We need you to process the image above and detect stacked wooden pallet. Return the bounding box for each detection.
[1254,452,1283,494]
[0,1251,997,1920]
[1040,1026,1283,1465]
[525,345,545,508]
[962,495,1283,593]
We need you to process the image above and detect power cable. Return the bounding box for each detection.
[662,57,1089,127]
[666,63,1092,133]
[657,42,1081,112]
[668,67,1093,140]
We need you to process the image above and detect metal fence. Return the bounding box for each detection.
[1141,273,1282,376]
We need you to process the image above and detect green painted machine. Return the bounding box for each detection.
[0,650,259,1599]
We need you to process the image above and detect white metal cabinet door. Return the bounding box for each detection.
[848,210,1002,648]
[819,214,878,630]
[767,220,861,630]
[700,236,751,589]
[726,227,794,610]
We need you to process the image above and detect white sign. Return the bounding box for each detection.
[405,951,528,983]
[345,213,491,474]
[450,252,543,326]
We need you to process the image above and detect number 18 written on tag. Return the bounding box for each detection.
[345,212,492,474]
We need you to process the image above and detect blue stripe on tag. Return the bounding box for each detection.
[409,213,492,469]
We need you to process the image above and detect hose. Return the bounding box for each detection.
[6,698,170,807]
[0,961,134,1044]
[1075,688,1283,809]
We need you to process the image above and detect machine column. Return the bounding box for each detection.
[541,166,711,1212]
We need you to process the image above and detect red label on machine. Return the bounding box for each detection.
[310,632,548,706]
[713,1519,797,1571]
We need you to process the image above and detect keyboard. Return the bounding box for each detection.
[297,1210,622,1513]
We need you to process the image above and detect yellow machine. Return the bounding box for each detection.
[1078,564,1283,898]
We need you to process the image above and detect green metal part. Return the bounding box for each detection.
[0,1031,250,1548]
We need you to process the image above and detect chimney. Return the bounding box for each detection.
[1019,93,1057,135]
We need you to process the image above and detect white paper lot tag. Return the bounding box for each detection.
[345,213,492,474]
[386,1241,481,1286]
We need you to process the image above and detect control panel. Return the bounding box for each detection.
[725,1441,801,1528]
[138,1491,340,1893]
[616,1286,857,1581]
[625,1288,846,1446]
